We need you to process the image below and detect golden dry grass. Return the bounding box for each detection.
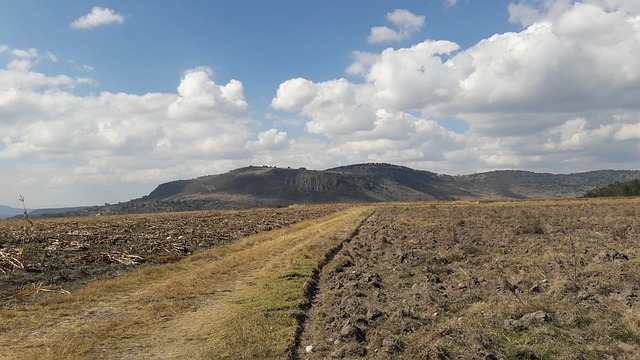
[0,206,373,359]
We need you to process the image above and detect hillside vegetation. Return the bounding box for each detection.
[584,179,640,198]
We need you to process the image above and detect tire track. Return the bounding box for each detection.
[288,208,377,359]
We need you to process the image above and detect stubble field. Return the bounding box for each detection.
[1,198,639,359]
[0,205,345,309]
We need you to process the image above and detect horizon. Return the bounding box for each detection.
[3,163,639,210]
[2,1,640,208]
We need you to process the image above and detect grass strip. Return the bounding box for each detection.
[0,206,373,359]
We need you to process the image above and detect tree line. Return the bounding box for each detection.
[583,179,640,197]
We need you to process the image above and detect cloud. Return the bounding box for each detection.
[357,3,640,128]
[324,110,466,164]
[0,48,94,90]
[346,51,379,76]
[508,0,640,27]
[0,48,255,206]
[246,129,289,151]
[70,7,125,29]
[270,78,317,111]
[367,9,425,43]
[272,78,376,137]
[168,67,249,121]
[273,1,640,173]
[387,9,426,31]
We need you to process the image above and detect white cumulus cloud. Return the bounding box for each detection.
[246,129,289,151]
[70,7,125,29]
[273,1,640,174]
[368,9,425,43]
[272,78,376,137]
[168,67,249,121]
[0,47,255,206]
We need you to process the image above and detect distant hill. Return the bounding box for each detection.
[143,164,471,203]
[0,205,25,219]
[28,206,92,217]
[0,205,93,219]
[61,163,640,216]
[453,169,640,199]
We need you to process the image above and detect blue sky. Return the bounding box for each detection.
[0,1,517,106]
[1,1,640,207]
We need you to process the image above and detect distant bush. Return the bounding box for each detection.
[584,179,640,197]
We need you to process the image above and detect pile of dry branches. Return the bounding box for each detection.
[0,250,23,274]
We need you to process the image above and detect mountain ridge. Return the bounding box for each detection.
[0,205,25,219]
[147,163,640,200]
[98,163,640,215]
[12,163,640,217]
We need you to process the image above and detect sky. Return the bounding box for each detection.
[1,0,640,208]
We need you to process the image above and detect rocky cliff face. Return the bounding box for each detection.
[287,171,341,193]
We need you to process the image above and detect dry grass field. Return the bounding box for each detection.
[1,198,639,359]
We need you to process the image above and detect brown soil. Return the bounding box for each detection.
[298,199,640,359]
[0,204,344,309]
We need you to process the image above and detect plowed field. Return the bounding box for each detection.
[298,199,640,359]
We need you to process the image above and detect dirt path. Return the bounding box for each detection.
[0,206,373,359]
[297,200,640,359]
